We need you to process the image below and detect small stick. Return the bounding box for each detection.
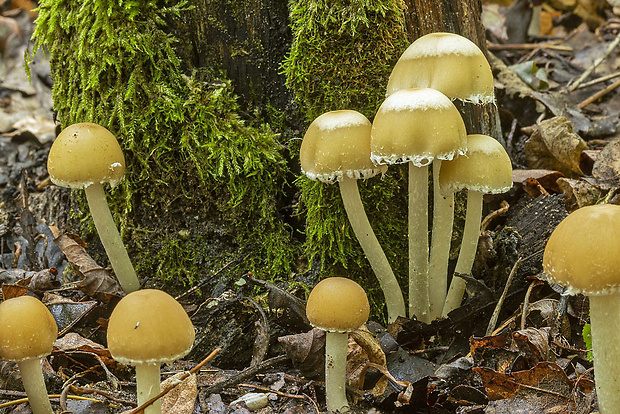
[577,77,620,109]
[576,70,620,90]
[486,258,523,336]
[238,383,305,399]
[568,32,620,92]
[486,42,572,52]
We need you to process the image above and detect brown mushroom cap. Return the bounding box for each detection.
[543,204,620,295]
[439,134,513,194]
[370,88,467,166]
[47,123,126,189]
[387,32,494,103]
[306,277,370,332]
[300,110,386,183]
[107,289,195,365]
[0,296,58,361]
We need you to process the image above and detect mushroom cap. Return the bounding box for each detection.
[0,296,58,361]
[543,204,620,296]
[370,88,467,166]
[107,289,195,365]
[300,110,387,183]
[306,277,370,333]
[47,122,126,189]
[387,32,494,104]
[439,134,513,194]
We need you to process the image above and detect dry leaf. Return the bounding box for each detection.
[592,138,620,187]
[349,326,388,398]
[160,372,197,414]
[278,328,325,379]
[557,177,604,211]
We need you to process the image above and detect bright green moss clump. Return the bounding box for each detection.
[30,0,297,284]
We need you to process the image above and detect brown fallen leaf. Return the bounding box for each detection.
[349,326,388,399]
[512,169,564,194]
[592,137,620,188]
[557,177,604,211]
[278,328,325,380]
[160,372,197,414]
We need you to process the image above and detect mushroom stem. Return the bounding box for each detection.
[338,177,406,323]
[324,331,350,413]
[429,161,454,320]
[442,190,483,316]
[589,293,620,414]
[84,182,140,293]
[409,163,430,323]
[17,358,53,414]
[135,363,162,414]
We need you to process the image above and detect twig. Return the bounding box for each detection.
[520,279,542,330]
[577,77,620,109]
[487,41,572,52]
[175,259,239,301]
[568,31,620,92]
[0,394,119,409]
[238,383,305,399]
[486,258,523,336]
[576,70,620,90]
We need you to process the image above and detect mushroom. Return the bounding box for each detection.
[371,88,466,322]
[542,203,620,414]
[439,134,512,316]
[300,110,405,323]
[107,289,195,414]
[0,295,58,414]
[47,122,140,293]
[306,277,370,413]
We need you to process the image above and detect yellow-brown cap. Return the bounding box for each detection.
[306,277,369,332]
[0,296,58,361]
[543,204,620,295]
[439,134,513,194]
[371,88,467,167]
[47,123,126,189]
[387,32,494,104]
[300,110,386,183]
[107,289,195,365]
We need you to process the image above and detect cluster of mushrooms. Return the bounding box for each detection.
[0,123,195,414]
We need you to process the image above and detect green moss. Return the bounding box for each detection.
[30,0,298,281]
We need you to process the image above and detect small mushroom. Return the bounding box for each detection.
[0,295,58,414]
[543,204,620,414]
[300,110,405,323]
[47,122,139,293]
[306,277,369,413]
[439,134,512,316]
[107,289,195,414]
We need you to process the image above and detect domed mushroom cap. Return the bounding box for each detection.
[543,204,620,296]
[0,296,58,361]
[47,123,126,189]
[387,32,494,104]
[107,289,195,365]
[300,110,386,183]
[371,88,467,167]
[306,277,370,332]
[439,134,513,194]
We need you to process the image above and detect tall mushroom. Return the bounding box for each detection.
[107,289,195,414]
[0,295,58,414]
[47,122,140,293]
[300,110,405,323]
[306,277,370,413]
[371,88,466,322]
[439,135,512,316]
[543,203,620,414]
[386,32,495,320]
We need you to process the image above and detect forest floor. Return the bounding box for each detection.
[2,0,620,413]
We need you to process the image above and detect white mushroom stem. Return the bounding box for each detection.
[324,331,350,413]
[409,163,430,323]
[85,182,140,293]
[135,363,162,414]
[442,190,483,316]
[17,358,53,414]
[428,161,454,320]
[589,293,620,414]
[338,177,406,323]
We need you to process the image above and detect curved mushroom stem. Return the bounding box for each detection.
[324,331,350,413]
[428,161,454,320]
[135,363,162,414]
[442,190,483,316]
[17,358,53,414]
[338,177,406,323]
[85,182,140,293]
[589,293,620,414]
[409,163,430,323]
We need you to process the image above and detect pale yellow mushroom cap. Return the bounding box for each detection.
[543,204,620,296]
[370,88,467,167]
[0,296,58,361]
[306,277,370,333]
[107,289,195,365]
[439,134,513,194]
[47,123,126,189]
[300,110,387,183]
[387,32,494,104]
